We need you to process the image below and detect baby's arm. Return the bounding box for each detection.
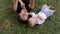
[37,11,47,20]
[29,12,36,17]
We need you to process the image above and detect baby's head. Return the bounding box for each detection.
[28,17,37,27]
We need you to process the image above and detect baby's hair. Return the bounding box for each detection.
[28,18,37,27]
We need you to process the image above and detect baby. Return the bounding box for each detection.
[28,4,55,27]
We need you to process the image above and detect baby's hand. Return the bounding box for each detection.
[37,16,43,21]
[29,12,35,17]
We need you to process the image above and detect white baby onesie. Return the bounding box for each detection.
[31,12,46,24]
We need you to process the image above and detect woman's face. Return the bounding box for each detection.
[19,9,28,21]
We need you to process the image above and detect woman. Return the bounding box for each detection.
[13,0,35,21]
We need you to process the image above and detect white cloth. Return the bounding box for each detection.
[37,17,45,24]
[40,4,53,17]
[30,12,36,17]
[31,4,53,24]
[37,12,47,24]
[37,12,47,20]
[31,12,46,24]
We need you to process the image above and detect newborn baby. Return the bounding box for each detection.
[28,4,55,27]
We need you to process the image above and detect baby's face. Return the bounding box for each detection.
[19,9,28,21]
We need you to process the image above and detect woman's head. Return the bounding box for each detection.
[19,8,28,21]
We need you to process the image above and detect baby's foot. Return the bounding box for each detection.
[48,6,51,8]
[43,4,51,9]
[50,10,56,14]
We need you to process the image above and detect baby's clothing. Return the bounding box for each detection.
[39,5,53,17]
[31,5,53,24]
[31,12,45,24]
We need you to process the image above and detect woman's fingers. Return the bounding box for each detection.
[18,0,25,8]
[20,2,25,8]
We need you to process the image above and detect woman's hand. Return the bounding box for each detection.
[29,0,35,9]
[20,2,25,9]
[18,0,25,9]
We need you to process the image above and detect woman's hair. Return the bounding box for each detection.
[19,15,25,21]
[15,13,26,23]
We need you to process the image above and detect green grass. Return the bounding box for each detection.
[0,0,60,34]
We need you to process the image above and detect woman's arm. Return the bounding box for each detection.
[29,0,35,9]
[13,0,18,11]
[13,0,25,12]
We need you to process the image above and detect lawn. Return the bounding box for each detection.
[0,0,60,34]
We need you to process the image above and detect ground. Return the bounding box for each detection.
[0,0,60,34]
